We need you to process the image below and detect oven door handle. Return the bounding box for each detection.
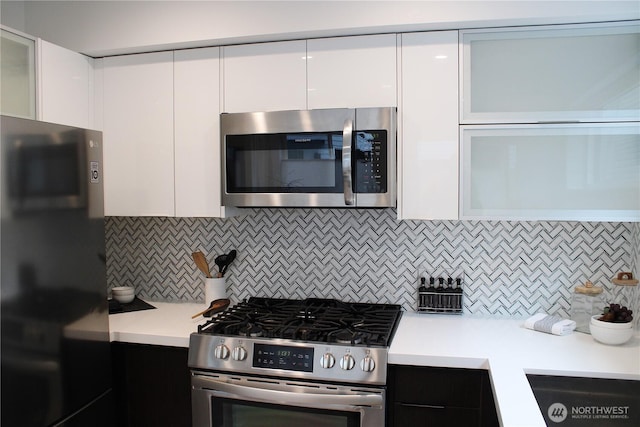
[342,118,354,205]
[202,380,383,407]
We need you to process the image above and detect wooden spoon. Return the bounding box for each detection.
[192,251,212,278]
[191,298,230,319]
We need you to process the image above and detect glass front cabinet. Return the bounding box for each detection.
[460,123,640,221]
[460,22,640,124]
[0,28,36,119]
[459,22,640,221]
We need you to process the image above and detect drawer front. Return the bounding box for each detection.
[389,365,483,408]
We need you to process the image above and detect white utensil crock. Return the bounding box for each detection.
[204,277,227,305]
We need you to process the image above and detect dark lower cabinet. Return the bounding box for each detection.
[387,365,499,427]
[111,342,191,427]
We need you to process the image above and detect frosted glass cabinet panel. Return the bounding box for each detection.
[460,22,640,123]
[461,124,640,221]
[1,29,36,119]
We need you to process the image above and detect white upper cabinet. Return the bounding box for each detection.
[460,123,640,222]
[1,29,36,119]
[39,40,94,129]
[399,31,459,220]
[460,22,640,124]
[307,34,397,109]
[101,51,175,217]
[175,47,232,217]
[222,40,306,113]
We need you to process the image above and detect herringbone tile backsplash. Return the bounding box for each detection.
[105,210,639,317]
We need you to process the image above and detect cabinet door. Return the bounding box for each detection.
[1,29,36,119]
[399,31,458,220]
[222,40,306,113]
[112,343,191,427]
[175,47,228,217]
[460,123,640,221]
[39,40,94,129]
[307,34,397,109]
[460,22,640,123]
[387,365,498,427]
[102,52,174,216]
[393,404,480,427]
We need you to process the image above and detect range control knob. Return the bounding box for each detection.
[320,353,335,369]
[232,346,247,361]
[214,344,230,360]
[340,354,356,370]
[360,355,375,372]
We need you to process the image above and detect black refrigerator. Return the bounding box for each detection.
[1,115,113,426]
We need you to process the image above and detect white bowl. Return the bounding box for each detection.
[589,318,634,345]
[590,315,633,329]
[113,293,135,303]
[112,286,135,303]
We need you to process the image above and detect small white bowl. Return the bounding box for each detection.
[112,286,135,303]
[113,293,135,303]
[590,315,633,329]
[589,316,634,345]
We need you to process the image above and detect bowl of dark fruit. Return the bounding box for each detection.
[589,304,634,345]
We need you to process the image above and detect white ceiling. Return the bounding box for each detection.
[2,1,639,57]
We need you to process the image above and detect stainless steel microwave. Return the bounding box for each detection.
[221,107,396,208]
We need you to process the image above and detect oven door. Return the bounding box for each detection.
[192,372,385,427]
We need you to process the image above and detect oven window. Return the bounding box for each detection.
[225,132,344,193]
[212,397,360,427]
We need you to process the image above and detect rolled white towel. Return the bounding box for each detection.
[524,313,576,336]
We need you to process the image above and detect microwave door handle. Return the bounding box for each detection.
[342,119,354,205]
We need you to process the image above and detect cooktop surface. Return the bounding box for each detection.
[197,297,402,347]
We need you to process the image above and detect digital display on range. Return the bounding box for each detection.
[253,344,314,372]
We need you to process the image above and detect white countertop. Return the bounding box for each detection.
[109,302,640,427]
[390,313,640,427]
[109,300,208,347]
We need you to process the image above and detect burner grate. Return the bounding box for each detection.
[197,297,402,347]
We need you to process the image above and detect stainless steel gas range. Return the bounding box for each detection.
[188,297,402,427]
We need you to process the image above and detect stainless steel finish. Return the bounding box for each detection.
[221,108,351,135]
[1,115,111,426]
[231,345,247,361]
[342,118,354,205]
[360,355,376,373]
[191,372,385,427]
[214,343,229,359]
[188,333,390,386]
[221,107,396,208]
[1,117,104,214]
[340,354,356,370]
[320,352,336,369]
[354,107,396,208]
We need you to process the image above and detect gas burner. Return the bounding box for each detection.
[238,322,263,337]
[329,328,364,345]
[197,297,402,347]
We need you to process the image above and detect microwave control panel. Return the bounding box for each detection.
[355,130,387,193]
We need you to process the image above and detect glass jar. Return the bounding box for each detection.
[571,280,604,334]
[611,272,639,329]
